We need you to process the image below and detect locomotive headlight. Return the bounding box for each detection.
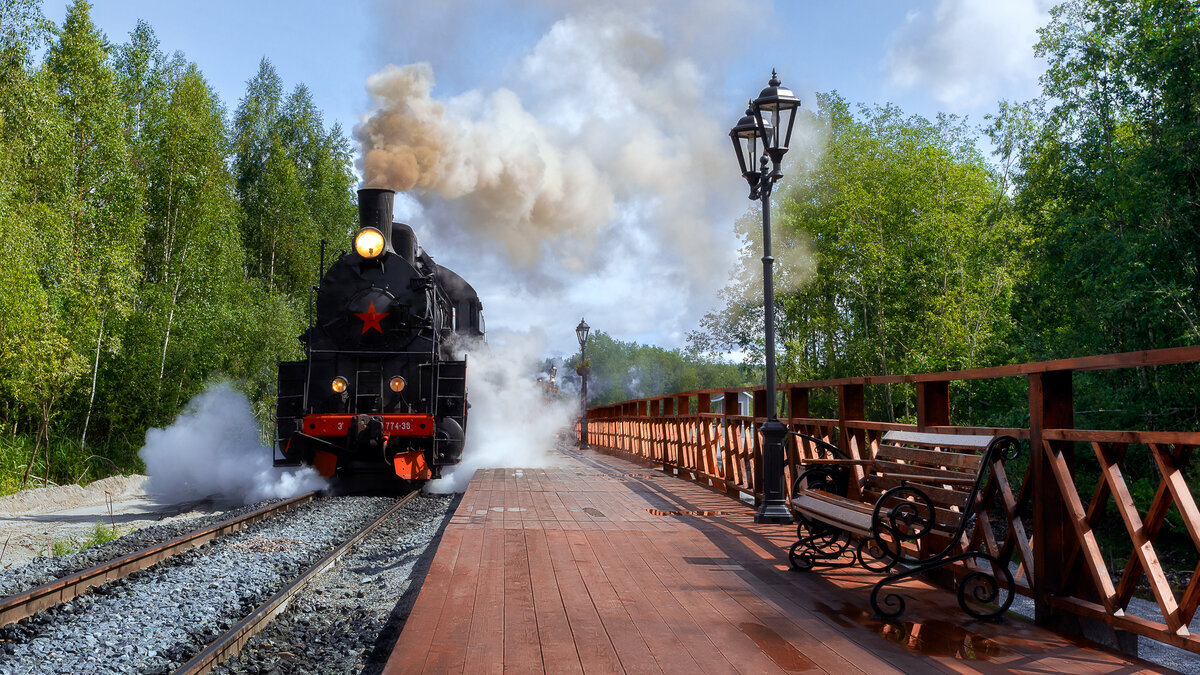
[354,227,386,259]
[389,376,406,392]
[331,376,348,394]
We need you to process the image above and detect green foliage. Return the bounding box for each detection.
[564,331,755,406]
[984,0,1200,435]
[233,61,357,294]
[50,521,122,556]
[694,94,1026,422]
[0,4,355,493]
[993,0,1200,362]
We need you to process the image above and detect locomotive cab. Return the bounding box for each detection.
[274,188,481,484]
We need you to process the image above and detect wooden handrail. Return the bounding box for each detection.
[584,345,1200,408]
[575,344,1200,656]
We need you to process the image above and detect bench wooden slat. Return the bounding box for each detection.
[873,470,978,487]
[801,488,872,512]
[806,486,967,535]
[788,430,1021,622]
[870,459,978,483]
[863,490,965,533]
[866,475,971,510]
[882,430,993,450]
[791,493,872,535]
[791,430,1005,556]
[875,444,984,470]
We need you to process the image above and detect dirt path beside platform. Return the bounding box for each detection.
[0,475,220,569]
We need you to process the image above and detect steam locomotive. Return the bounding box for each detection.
[274,188,483,482]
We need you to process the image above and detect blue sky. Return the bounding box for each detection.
[55,0,1053,358]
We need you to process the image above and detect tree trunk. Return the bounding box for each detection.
[165,169,174,272]
[21,420,42,487]
[80,313,105,451]
[268,215,277,290]
[21,398,52,488]
[159,248,188,382]
[42,400,51,484]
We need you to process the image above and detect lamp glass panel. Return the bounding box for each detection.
[777,106,797,150]
[738,133,757,172]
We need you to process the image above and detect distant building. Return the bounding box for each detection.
[710,392,752,416]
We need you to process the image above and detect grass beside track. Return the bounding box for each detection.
[0,434,142,498]
[49,523,123,557]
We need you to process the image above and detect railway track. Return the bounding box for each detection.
[0,491,452,674]
[176,489,419,674]
[0,491,320,628]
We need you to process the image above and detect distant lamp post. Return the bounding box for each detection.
[549,364,558,392]
[575,318,591,447]
[730,70,800,524]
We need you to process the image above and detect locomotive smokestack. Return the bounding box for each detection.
[358,188,396,250]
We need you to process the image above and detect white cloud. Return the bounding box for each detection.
[885,0,1051,109]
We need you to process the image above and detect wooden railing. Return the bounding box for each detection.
[575,346,1200,654]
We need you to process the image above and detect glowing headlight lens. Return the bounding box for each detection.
[389,376,406,392]
[354,228,386,258]
[331,376,348,394]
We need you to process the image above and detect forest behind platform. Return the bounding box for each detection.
[558,0,1200,568]
[1,0,1198,502]
[573,0,1200,435]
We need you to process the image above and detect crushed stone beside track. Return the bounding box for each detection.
[213,493,456,675]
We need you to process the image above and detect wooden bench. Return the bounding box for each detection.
[788,429,1020,620]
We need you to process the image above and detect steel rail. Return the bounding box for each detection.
[0,490,320,627]
[176,489,420,675]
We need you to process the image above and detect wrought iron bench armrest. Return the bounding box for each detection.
[790,431,848,460]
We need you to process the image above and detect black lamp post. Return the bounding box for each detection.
[730,70,800,524]
[549,364,557,391]
[575,318,590,447]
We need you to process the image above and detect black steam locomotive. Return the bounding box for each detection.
[274,188,483,482]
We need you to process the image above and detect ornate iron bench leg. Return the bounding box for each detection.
[955,552,1015,620]
[869,551,1015,621]
[854,537,898,573]
[788,518,855,571]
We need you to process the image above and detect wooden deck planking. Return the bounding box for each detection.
[545,528,626,673]
[385,448,1170,674]
[525,528,584,674]
[586,528,705,674]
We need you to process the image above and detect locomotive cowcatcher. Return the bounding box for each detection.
[274,188,483,482]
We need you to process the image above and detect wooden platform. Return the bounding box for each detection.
[385,447,1170,674]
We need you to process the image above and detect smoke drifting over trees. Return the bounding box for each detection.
[355,63,613,268]
[355,2,813,346]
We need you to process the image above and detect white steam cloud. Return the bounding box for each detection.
[357,1,804,352]
[425,330,575,493]
[139,383,327,506]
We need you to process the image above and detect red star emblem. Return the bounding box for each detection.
[355,301,389,334]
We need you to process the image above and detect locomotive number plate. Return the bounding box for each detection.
[301,414,435,437]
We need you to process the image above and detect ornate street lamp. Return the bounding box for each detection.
[549,364,557,389]
[730,70,800,524]
[575,318,591,447]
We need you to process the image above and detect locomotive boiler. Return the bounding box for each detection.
[274,188,483,482]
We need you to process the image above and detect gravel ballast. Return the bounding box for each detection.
[0,498,277,599]
[213,493,455,675]
[0,495,401,674]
